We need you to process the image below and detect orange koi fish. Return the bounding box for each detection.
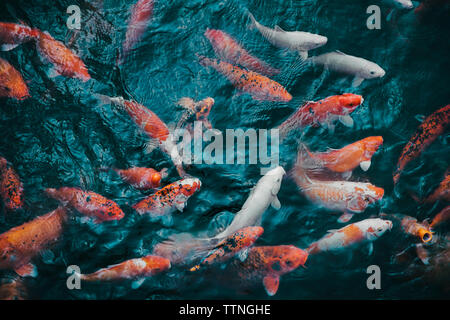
[78,255,170,288]
[232,245,308,296]
[204,29,279,76]
[96,94,185,176]
[278,93,363,137]
[189,226,264,272]
[36,31,90,81]
[383,213,433,243]
[198,55,292,102]
[0,57,30,100]
[105,166,168,190]
[0,277,27,300]
[307,218,392,254]
[0,22,39,51]
[0,156,24,211]
[132,177,201,216]
[393,105,450,185]
[45,187,124,223]
[0,207,68,277]
[430,206,450,229]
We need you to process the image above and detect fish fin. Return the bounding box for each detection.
[175,201,186,212]
[237,248,249,262]
[94,93,114,106]
[341,171,352,180]
[338,115,354,127]
[263,274,280,296]
[416,244,430,265]
[337,212,354,223]
[47,65,61,78]
[144,139,160,154]
[0,44,19,51]
[15,263,38,278]
[248,12,257,29]
[271,196,281,210]
[274,25,285,32]
[131,278,145,289]
[386,9,395,22]
[360,160,371,172]
[298,51,308,60]
[40,249,55,264]
[159,168,169,179]
[327,122,336,134]
[177,97,195,111]
[352,76,365,87]
[335,50,347,55]
[326,229,339,233]
[367,242,374,256]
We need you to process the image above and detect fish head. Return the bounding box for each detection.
[265,245,308,275]
[364,218,392,240]
[204,28,224,47]
[336,93,363,115]
[142,255,171,274]
[365,184,385,204]
[416,224,433,243]
[178,177,202,197]
[395,0,414,9]
[104,203,125,221]
[263,166,286,196]
[196,97,214,119]
[362,136,384,157]
[151,172,162,187]
[360,61,386,79]
[302,34,328,50]
[7,77,30,100]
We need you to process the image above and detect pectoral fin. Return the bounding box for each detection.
[360,160,371,171]
[367,242,374,256]
[131,278,145,289]
[263,274,280,296]
[338,115,354,127]
[1,44,19,51]
[352,76,365,87]
[299,51,308,60]
[175,201,186,212]
[271,197,281,210]
[337,212,354,223]
[144,139,160,154]
[237,248,249,262]
[15,263,38,278]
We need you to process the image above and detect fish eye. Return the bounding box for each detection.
[370,71,375,75]
[286,260,292,266]
[377,228,383,232]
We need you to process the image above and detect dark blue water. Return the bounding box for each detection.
[0,0,449,299]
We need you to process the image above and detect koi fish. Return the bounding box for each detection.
[307,218,392,255]
[278,93,363,137]
[393,105,450,185]
[36,31,90,81]
[189,226,264,272]
[95,94,185,177]
[204,28,279,76]
[0,57,30,100]
[214,166,285,239]
[0,156,24,211]
[0,277,27,300]
[132,177,201,216]
[301,136,383,176]
[198,55,292,102]
[120,0,154,64]
[248,12,327,60]
[0,22,39,51]
[430,206,450,229]
[78,254,170,288]
[417,170,449,203]
[383,213,433,243]
[0,207,68,277]
[232,245,308,296]
[104,166,168,190]
[415,0,450,20]
[45,187,124,223]
[177,97,215,130]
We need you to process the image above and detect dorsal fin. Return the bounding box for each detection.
[335,50,347,55]
[274,25,285,32]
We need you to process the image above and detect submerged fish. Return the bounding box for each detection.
[106,166,168,190]
[0,57,30,100]
[0,156,24,211]
[307,218,392,254]
[415,170,449,204]
[430,206,450,229]
[0,277,27,300]
[0,22,39,51]
[384,213,433,243]
[177,97,215,130]
[0,207,68,277]
[198,55,292,102]
[204,28,279,76]
[248,12,327,60]
[393,105,450,185]
[45,187,124,223]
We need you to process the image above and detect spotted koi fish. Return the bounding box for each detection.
[0,207,68,277]
[177,97,215,130]
[307,218,392,254]
[45,187,124,223]
[189,226,264,272]
[383,213,433,243]
[78,254,170,288]
[232,245,308,296]
[106,166,168,190]
[0,57,30,100]
[204,29,279,76]
[393,105,450,185]
[0,277,27,300]
[278,93,363,137]
[0,22,39,51]
[430,206,450,229]
[36,31,90,81]
[198,55,292,102]
[0,157,24,211]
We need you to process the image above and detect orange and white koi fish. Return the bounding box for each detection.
[0,22,39,51]
[232,245,308,296]
[104,166,168,190]
[0,156,24,211]
[190,226,264,272]
[204,29,279,76]
[0,207,68,277]
[307,218,392,255]
[278,93,363,137]
[133,177,201,216]
[383,213,433,243]
[120,0,154,64]
[0,57,30,100]
[430,206,450,229]
[78,254,170,288]
[36,31,90,81]
[177,97,215,130]
[198,55,292,102]
[96,94,185,176]
[45,187,124,223]
[0,277,27,300]
[393,105,450,185]
[302,136,383,175]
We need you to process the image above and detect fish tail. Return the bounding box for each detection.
[306,242,319,255]
[247,11,257,29]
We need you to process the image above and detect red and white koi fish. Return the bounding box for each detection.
[307,218,392,255]
[430,206,450,229]
[36,31,90,81]
[198,55,292,102]
[278,93,363,137]
[120,0,154,64]
[0,156,24,211]
[132,177,201,216]
[45,187,124,223]
[393,105,450,185]
[103,166,168,190]
[0,207,68,277]
[0,57,30,100]
[204,29,279,76]
[96,94,185,176]
[232,245,308,296]
[0,22,39,51]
